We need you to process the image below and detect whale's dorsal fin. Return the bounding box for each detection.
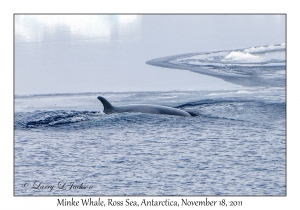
[97,96,114,113]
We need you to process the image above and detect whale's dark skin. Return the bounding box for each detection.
[97,96,192,117]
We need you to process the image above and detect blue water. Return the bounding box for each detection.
[14,45,286,196]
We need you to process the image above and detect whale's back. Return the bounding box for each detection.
[97,96,191,117]
[115,104,191,116]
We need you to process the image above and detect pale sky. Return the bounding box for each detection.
[14,15,285,95]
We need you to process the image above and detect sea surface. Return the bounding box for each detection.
[14,44,286,195]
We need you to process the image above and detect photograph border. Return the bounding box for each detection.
[13,13,287,197]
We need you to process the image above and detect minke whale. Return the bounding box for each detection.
[97,96,195,117]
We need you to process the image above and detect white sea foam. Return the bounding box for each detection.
[222,51,266,63]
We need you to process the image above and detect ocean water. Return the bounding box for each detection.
[14,44,286,196]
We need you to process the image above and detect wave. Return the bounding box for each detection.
[176,97,286,122]
[146,44,286,87]
[15,96,285,129]
[175,98,248,108]
[177,97,285,108]
[15,110,102,128]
